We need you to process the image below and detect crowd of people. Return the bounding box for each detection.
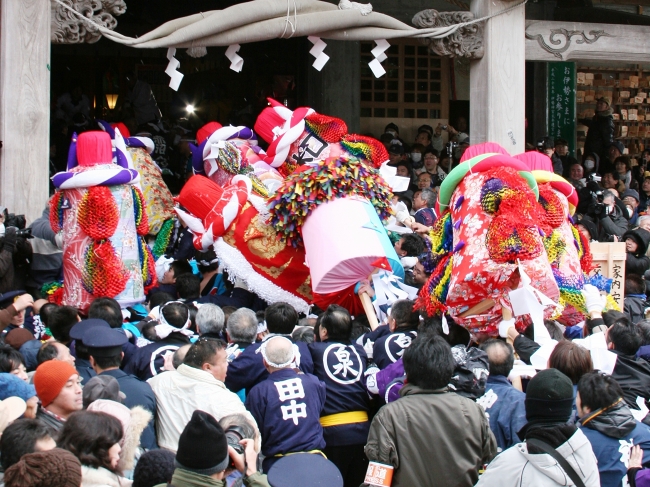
[3,95,650,487]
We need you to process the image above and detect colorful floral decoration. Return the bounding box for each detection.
[415,211,457,317]
[138,236,157,292]
[82,240,130,297]
[77,186,120,240]
[340,134,389,169]
[305,113,348,142]
[41,281,64,305]
[480,169,544,264]
[131,186,149,236]
[268,156,394,247]
[50,191,65,233]
[152,218,174,260]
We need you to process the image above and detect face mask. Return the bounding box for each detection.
[410,153,422,163]
[0,224,5,237]
[628,207,634,217]
[386,130,397,137]
[584,160,595,171]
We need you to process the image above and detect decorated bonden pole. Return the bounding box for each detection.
[49,131,156,313]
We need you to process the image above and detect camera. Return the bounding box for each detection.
[446,141,458,155]
[441,125,448,130]
[225,425,246,468]
[4,213,25,230]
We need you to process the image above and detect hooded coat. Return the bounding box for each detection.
[580,400,650,487]
[623,228,650,276]
[476,427,600,487]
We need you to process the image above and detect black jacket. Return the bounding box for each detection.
[581,110,615,165]
[598,205,629,242]
[610,350,650,412]
[623,228,650,276]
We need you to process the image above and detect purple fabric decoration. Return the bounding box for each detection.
[454,195,464,210]
[636,469,650,487]
[376,358,405,403]
[66,133,78,171]
[52,173,74,187]
[454,220,461,231]
[102,169,139,186]
[453,241,465,253]
[190,141,207,175]
[114,149,130,169]
[96,120,115,138]
[52,168,139,189]
[125,137,148,149]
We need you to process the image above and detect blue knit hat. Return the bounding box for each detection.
[0,373,37,401]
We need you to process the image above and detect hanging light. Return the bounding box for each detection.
[186,104,195,114]
[105,93,119,110]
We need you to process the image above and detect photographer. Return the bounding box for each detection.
[219,413,261,487]
[593,190,629,242]
[0,207,32,293]
[166,410,270,487]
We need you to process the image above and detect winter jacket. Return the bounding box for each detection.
[149,364,257,452]
[477,375,527,452]
[580,399,650,487]
[476,427,600,487]
[156,468,270,487]
[598,204,629,242]
[624,228,650,275]
[581,110,615,165]
[611,350,650,414]
[625,295,647,324]
[364,383,496,487]
[80,465,132,487]
[27,206,63,289]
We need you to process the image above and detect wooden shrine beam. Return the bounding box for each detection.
[526,20,650,62]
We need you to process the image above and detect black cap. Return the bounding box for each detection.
[70,319,110,342]
[268,453,343,487]
[83,326,127,358]
[176,411,229,476]
[610,140,625,155]
[388,144,404,155]
[525,369,574,423]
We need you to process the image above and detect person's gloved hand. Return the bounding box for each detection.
[581,284,605,313]
[498,318,516,339]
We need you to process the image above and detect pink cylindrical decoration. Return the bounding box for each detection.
[77,131,113,167]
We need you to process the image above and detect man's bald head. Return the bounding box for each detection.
[173,344,191,369]
[479,339,514,377]
[262,336,294,370]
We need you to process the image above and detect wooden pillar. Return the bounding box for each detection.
[0,0,51,224]
[307,40,361,133]
[470,0,526,153]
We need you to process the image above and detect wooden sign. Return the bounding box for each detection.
[589,242,626,310]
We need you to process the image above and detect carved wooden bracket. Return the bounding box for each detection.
[525,28,613,60]
[51,0,126,44]
[412,9,484,59]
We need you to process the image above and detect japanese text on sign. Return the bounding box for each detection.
[548,62,577,157]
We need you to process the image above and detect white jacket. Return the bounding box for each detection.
[148,364,257,451]
[475,429,600,487]
[81,466,132,487]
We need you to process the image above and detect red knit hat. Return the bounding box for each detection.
[197,122,223,145]
[33,361,78,407]
[76,131,113,167]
